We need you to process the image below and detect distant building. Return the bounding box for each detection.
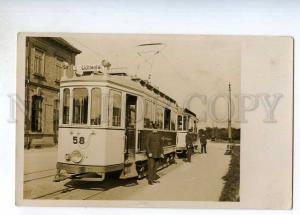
[25,37,81,148]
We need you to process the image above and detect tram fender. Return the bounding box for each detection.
[119,161,138,179]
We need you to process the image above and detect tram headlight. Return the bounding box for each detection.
[70,150,83,163]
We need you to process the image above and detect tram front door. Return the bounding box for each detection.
[121,94,138,178]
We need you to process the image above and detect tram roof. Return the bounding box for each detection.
[184,108,197,117]
[61,71,177,105]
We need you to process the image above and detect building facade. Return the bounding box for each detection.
[25,37,81,148]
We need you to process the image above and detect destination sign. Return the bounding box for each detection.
[75,65,103,73]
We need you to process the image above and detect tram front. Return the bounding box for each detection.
[54,76,125,182]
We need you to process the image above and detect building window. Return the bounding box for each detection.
[171,111,176,131]
[155,105,163,129]
[164,108,171,130]
[109,90,122,127]
[72,88,88,124]
[31,95,43,132]
[56,58,64,81]
[177,115,183,130]
[33,48,45,76]
[53,99,59,143]
[90,88,102,125]
[144,100,153,128]
[63,88,70,124]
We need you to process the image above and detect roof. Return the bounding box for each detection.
[61,72,178,107]
[184,108,197,117]
[136,78,177,104]
[46,37,81,54]
[79,71,177,105]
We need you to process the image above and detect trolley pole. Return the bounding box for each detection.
[228,82,232,143]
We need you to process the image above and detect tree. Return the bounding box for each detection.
[205,127,212,139]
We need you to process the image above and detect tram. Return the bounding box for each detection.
[176,108,199,156]
[54,66,182,182]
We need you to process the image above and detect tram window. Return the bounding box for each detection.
[177,115,182,130]
[72,88,88,124]
[90,88,102,125]
[189,117,193,130]
[171,111,176,130]
[144,100,152,128]
[187,116,191,131]
[183,116,187,131]
[164,108,171,130]
[62,88,70,124]
[155,105,163,129]
[109,90,121,127]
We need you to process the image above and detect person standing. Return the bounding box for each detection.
[145,123,164,185]
[185,129,194,162]
[200,134,207,154]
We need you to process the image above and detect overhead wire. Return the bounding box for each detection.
[135,44,167,79]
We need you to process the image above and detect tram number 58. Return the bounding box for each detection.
[73,136,85,144]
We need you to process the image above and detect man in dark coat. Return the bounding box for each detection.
[145,123,164,185]
[185,129,194,162]
[200,134,207,153]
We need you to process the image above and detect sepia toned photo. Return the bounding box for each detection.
[15,33,293,209]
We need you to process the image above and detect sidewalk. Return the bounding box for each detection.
[126,142,231,201]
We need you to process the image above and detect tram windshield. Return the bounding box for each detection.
[177,115,183,130]
[90,88,102,125]
[171,111,176,130]
[183,116,187,130]
[194,120,198,133]
[144,100,152,128]
[62,88,70,124]
[72,88,88,124]
[155,105,163,129]
[189,117,194,130]
[164,108,171,130]
[109,90,122,127]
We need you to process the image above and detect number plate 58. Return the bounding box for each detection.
[73,136,85,144]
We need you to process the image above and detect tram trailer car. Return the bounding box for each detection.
[176,108,199,156]
[55,69,179,182]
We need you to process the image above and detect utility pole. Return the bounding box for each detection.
[228,82,232,143]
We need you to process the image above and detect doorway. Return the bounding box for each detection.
[125,94,137,155]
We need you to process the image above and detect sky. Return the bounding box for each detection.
[64,34,241,128]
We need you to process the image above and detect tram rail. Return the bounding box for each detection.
[24,169,57,183]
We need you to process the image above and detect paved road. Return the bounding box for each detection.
[87,142,231,201]
[24,142,231,201]
[24,146,57,182]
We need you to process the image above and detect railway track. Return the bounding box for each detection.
[27,157,183,200]
[34,177,139,200]
[33,180,96,200]
[24,168,57,183]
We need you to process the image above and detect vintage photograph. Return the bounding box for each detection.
[15,33,293,209]
[21,34,241,202]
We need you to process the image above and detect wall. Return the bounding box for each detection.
[25,37,79,148]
